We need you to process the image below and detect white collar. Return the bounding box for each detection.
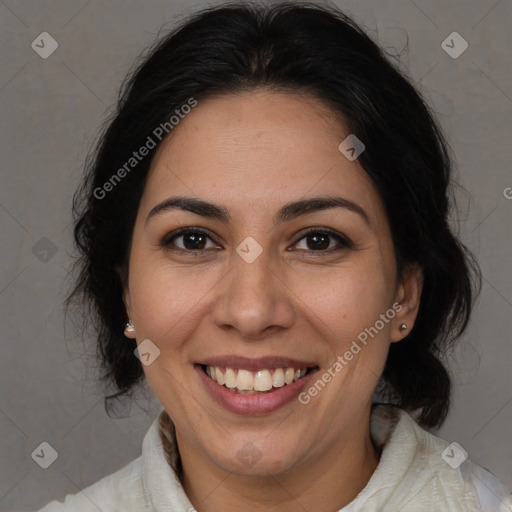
[139,404,482,511]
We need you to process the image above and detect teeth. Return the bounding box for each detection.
[254,370,272,391]
[236,369,253,390]
[204,365,309,393]
[272,368,285,387]
[215,367,225,385]
[225,368,237,389]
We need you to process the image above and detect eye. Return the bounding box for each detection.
[293,228,352,253]
[162,228,219,252]
[161,227,352,254]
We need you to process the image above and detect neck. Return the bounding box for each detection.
[174,409,380,512]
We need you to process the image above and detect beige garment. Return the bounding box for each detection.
[35,404,512,511]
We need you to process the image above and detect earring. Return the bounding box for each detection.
[399,324,407,331]
[124,320,135,336]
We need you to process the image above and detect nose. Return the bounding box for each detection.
[210,248,295,340]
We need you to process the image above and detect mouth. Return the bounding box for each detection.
[200,364,318,394]
[195,356,320,414]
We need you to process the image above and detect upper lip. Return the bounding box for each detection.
[198,356,318,371]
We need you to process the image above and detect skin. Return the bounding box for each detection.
[122,89,423,511]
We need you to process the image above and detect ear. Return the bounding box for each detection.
[390,263,423,343]
[122,285,132,317]
[118,266,136,340]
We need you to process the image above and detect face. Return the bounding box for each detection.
[123,89,421,477]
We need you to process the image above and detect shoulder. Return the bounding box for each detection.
[365,405,512,511]
[35,408,191,512]
[461,460,512,512]
[412,415,511,510]
[35,456,149,512]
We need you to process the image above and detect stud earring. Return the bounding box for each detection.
[124,320,135,336]
[399,324,407,331]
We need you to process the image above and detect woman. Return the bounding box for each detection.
[37,2,511,511]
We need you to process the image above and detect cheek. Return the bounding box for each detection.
[128,256,219,346]
[294,259,392,342]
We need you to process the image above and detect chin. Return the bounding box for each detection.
[203,435,301,477]
[219,451,295,477]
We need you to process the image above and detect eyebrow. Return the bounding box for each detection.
[145,195,370,227]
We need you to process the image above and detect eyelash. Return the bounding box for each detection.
[161,227,353,255]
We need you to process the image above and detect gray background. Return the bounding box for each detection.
[0,0,510,510]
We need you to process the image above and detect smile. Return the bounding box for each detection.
[202,365,313,394]
[196,356,320,414]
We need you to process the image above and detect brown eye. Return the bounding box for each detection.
[162,227,352,255]
[180,232,208,250]
[301,232,331,251]
[294,229,352,253]
[163,228,218,251]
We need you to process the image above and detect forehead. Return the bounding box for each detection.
[139,90,385,227]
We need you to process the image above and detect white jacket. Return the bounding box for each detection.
[35,404,512,511]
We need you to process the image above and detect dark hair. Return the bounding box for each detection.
[66,0,481,428]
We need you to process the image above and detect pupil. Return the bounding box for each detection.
[309,234,328,250]
[185,233,205,250]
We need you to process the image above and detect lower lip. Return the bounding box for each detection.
[196,365,317,415]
